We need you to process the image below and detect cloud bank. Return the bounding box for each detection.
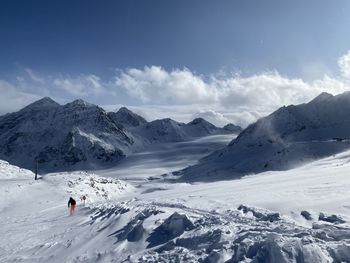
[111,65,349,126]
[1,50,350,127]
[115,66,347,110]
[0,80,41,114]
[53,74,106,97]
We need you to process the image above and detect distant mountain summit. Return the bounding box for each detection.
[132,117,240,144]
[187,118,217,135]
[24,97,60,109]
[139,118,187,142]
[181,91,350,181]
[0,98,241,172]
[188,117,215,126]
[223,123,242,133]
[108,107,147,128]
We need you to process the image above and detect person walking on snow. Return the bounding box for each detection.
[80,195,86,206]
[68,197,76,215]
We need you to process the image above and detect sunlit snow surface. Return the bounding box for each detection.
[2,135,350,262]
[97,134,233,181]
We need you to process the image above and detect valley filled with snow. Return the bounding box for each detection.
[2,133,350,262]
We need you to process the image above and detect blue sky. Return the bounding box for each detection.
[1,0,350,126]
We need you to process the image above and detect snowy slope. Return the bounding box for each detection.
[181,91,350,181]
[3,146,350,262]
[98,134,236,182]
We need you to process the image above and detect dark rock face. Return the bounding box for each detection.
[318,213,345,224]
[301,210,312,221]
[238,205,280,222]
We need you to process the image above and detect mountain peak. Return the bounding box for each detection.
[188,118,215,127]
[309,92,333,104]
[38,96,58,103]
[108,106,147,127]
[24,97,60,110]
[150,118,177,125]
[223,123,242,133]
[117,107,133,114]
[64,99,93,108]
[191,117,206,123]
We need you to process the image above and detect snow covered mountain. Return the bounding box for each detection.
[107,107,147,129]
[0,98,241,172]
[0,97,134,171]
[223,123,242,133]
[181,91,350,181]
[130,117,239,144]
[105,106,242,145]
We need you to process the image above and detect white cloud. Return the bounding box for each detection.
[115,66,216,104]
[2,50,350,127]
[0,80,41,115]
[53,74,106,97]
[338,50,350,78]
[113,66,349,126]
[223,110,264,128]
[25,68,45,84]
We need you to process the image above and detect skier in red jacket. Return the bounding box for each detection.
[68,197,76,215]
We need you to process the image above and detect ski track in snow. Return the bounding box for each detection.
[2,135,350,262]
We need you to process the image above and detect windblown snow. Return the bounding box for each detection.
[3,138,350,262]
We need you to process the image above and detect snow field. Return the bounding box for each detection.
[3,138,350,262]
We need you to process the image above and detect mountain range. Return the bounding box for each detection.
[0,98,241,172]
[181,91,350,181]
